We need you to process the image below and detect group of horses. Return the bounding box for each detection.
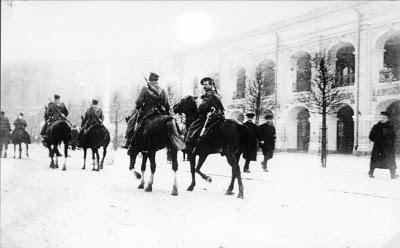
[1,96,257,199]
[0,127,30,159]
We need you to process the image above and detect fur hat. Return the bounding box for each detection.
[92,99,98,105]
[265,114,274,120]
[54,94,60,100]
[246,113,255,118]
[18,113,24,116]
[149,72,159,81]
[200,77,214,85]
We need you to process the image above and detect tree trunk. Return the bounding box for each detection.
[321,107,327,168]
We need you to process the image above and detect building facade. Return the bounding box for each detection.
[158,1,400,155]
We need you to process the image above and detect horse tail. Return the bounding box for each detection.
[238,123,257,153]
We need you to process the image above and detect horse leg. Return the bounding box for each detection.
[95,149,100,171]
[145,152,156,192]
[195,154,211,182]
[100,146,107,170]
[129,151,142,179]
[18,143,22,159]
[0,143,3,158]
[82,148,87,170]
[13,144,16,159]
[49,146,54,168]
[26,143,29,157]
[226,152,243,199]
[187,153,196,191]
[62,141,68,171]
[4,143,8,158]
[91,149,96,171]
[138,154,147,189]
[171,149,179,196]
[55,154,59,169]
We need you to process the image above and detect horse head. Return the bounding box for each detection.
[173,95,198,116]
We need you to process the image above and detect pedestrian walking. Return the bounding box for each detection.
[257,114,276,172]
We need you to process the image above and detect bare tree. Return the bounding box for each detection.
[300,51,346,167]
[245,65,274,124]
[110,90,127,151]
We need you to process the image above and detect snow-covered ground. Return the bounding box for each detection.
[1,144,399,248]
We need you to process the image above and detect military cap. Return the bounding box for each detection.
[380,111,390,117]
[54,94,60,100]
[265,114,274,120]
[149,72,159,81]
[18,113,24,116]
[92,99,98,105]
[200,77,214,85]
[246,113,255,118]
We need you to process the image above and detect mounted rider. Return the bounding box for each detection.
[125,72,171,150]
[0,111,11,137]
[81,99,104,133]
[40,94,69,145]
[12,113,31,144]
[185,77,225,154]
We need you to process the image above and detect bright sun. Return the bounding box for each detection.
[176,11,213,46]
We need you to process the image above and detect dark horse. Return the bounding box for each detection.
[128,114,181,195]
[0,129,10,158]
[11,128,31,159]
[173,96,256,198]
[79,124,110,171]
[46,120,71,170]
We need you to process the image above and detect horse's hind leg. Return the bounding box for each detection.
[138,154,147,189]
[226,152,243,199]
[145,152,156,192]
[195,154,211,182]
[13,144,16,159]
[91,150,96,171]
[100,146,107,170]
[95,149,100,171]
[82,148,87,170]
[129,151,142,179]
[170,149,178,196]
[26,143,29,157]
[4,143,8,158]
[49,146,55,168]
[62,142,68,171]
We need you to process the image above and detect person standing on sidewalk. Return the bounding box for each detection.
[368,111,398,179]
[257,114,276,172]
[242,112,258,173]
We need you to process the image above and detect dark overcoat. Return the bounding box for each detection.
[11,118,31,144]
[257,122,276,159]
[242,121,258,161]
[369,121,397,169]
[0,116,11,144]
[82,106,104,128]
[45,102,68,121]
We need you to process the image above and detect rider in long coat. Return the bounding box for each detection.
[12,113,31,144]
[242,112,258,172]
[40,94,69,144]
[368,111,398,179]
[81,99,104,131]
[257,114,276,172]
[126,72,170,150]
[185,77,225,154]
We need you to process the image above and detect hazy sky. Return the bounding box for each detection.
[2,1,338,61]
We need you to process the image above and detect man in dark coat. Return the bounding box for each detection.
[0,111,11,157]
[127,72,170,150]
[40,94,69,144]
[12,113,31,144]
[257,114,276,172]
[243,112,258,173]
[78,99,104,146]
[368,111,398,179]
[185,77,225,154]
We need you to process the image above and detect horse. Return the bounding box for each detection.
[46,120,71,170]
[0,129,10,158]
[173,95,256,198]
[10,128,31,159]
[69,126,79,151]
[79,124,110,171]
[128,114,182,195]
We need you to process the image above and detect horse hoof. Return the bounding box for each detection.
[92,168,96,171]
[206,176,212,183]
[171,188,178,196]
[138,183,145,189]
[145,185,152,192]
[62,167,66,171]
[225,190,234,195]
[187,185,195,191]
[82,167,85,170]
[134,171,142,179]
[237,193,244,199]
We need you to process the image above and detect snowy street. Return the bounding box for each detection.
[1,144,399,248]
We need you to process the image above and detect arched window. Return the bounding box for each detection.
[235,68,246,99]
[256,60,275,96]
[332,44,355,86]
[292,52,311,92]
[381,33,400,82]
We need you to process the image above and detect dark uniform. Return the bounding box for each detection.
[81,105,104,131]
[369,111,398,179]
[127,72,170,149]
[257,114,276,172]
[243,113,258,172]
[185,77,224,153]
[12,115,31,144]
[40,96,69,139]
[0,112,11,157]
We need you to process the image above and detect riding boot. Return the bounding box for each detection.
[41,135,48,147]
[390,167,399,179]
[243,159,251,173]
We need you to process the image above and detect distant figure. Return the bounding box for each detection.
[11,113,31,159]
[0,111,11,158]
[368,111,398,179]
[242,112,258,173]
[79,99,104,138]
[257,114,276,172]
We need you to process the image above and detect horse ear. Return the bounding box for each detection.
[191,96,198,101]
[81,116,84,120]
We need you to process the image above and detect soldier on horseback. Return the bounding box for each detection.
[12,113,31,144]
[80,99,104,135]
[0,111,11,158]
[40,94,69,145]
[125,72,171,150]
[185,77,225,154]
